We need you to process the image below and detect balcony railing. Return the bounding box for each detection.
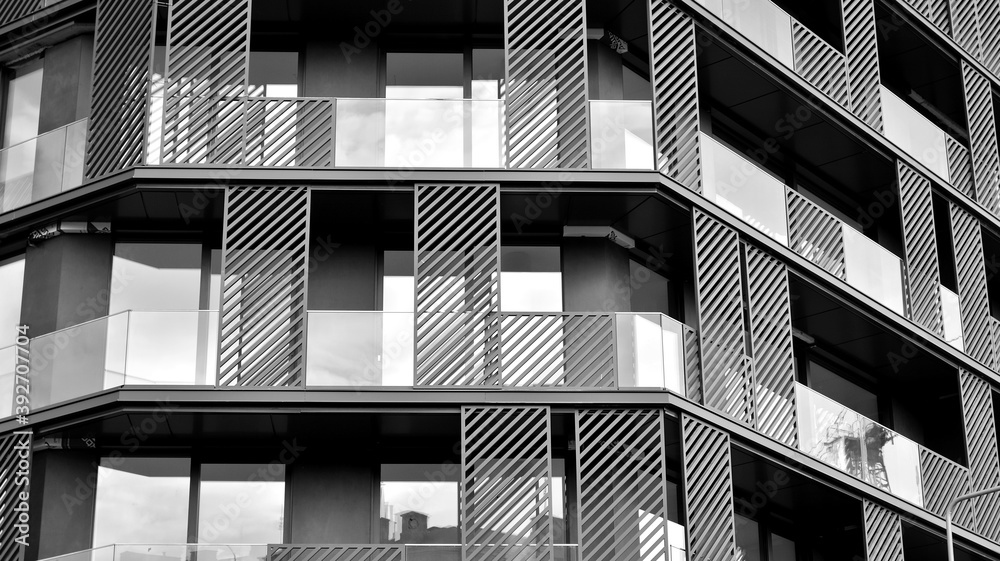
[880,85,953,183]
[692,0,794,67]
[940,284,964,351]
[40,544,267,561]
[0,118,86,214]
[795,383,923,506]
[589,100,655,170]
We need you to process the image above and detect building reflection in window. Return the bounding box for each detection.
[380,463,460,544]
[92,458,190,547]
[198,463,286,544]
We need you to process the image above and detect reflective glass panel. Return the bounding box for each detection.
[795,383,865,479]
[880,86,949,182]
[92,457,190,546]
[940,284,964,351]
[708,0,793,66]
[4,62,43,147]
[501,247,562,312]
[306,311,414,386]
[734,515,761,561]
[590,101,654,169]
[110,243,202,313]
[863,420,923,506]
[198,463,285,544]
[842,226,905,315]
[380,464,460,544]
[123,311,219,385]
[0,256,25,347]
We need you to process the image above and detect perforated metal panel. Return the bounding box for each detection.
[577,409,668,561]
[415,184,501,386]
[500,313,615,387]
[786,188,846,279]
[744,245,796,447]
[649,0,701,191]
[951,204,994,368]
[268,546,403,561]
[962,62,1000,216]
[898,162,943,334]
[919,446,976,529]
[505,0,589,169]
[791,22,849,107]
[0,0,39,26]
[960,369,1000,540]
[694,210,753,426]
[948,136,976,199]
[463,406,552,561]
[863,500,903,561]
[682,415,735,561]
[0,431,30,561]
[219,186,309,387]
[85,0,157,179]
[843,0,883,130]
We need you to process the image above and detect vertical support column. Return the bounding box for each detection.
[218,186,309,387]
[962,61,1000,215]
[85,0,156,179]
[0,431,31,561]
[577,409,668,561]
[504,0,589,169]
[862,500,904,561]
[842,0,883,131]
[681,415,735,561]
[693,209,753,426]
[959,369,1000,541]
[898,161,944,334]
[462,406,552,561]
[951,203,994,369]
[162,0,251,164]
[744,245,796,447]
[648,0,701,192]
[415,184,501,386]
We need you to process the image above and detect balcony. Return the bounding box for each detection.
[0,118,86,213]
[693,0,794,67]
[41,544,268,561]
[589,100,655,170]
[880,86,953,183]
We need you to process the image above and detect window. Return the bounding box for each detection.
[807,360,878,421]
[250,51,299,97]
[735,514,797,561]
[93,458,191,547]
[198,463,286,543]
[380,464,460,544]
[0,255,24,347]
[3,59,43,147]
[500,246,562,312]
[110,243,205,313]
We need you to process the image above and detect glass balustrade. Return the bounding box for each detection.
[701,133,789,245]
[692,0,793,67]
[40,544,267,561]
[795,383,923,506]
[615,313,686,395]
[0,118,86,213]
[940,285,964,352]
[0,345,13,418]
[841,226,905,316]
[590,100,654,169]
[306,311,415,386]
[880,86,951,183]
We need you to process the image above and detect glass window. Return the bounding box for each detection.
[198,463,285,544]
[734,514,761,561]
[0,255,24,347]
[110,243,203,313]
[249,52,299,97]
[386,52,464,99]
[380,464,460,544]
[3,60,43,147]
[808,360,879,421]
[472,49,504,100]
[501,246,562,312]
[770,532,796,561]
[93,458,190,547]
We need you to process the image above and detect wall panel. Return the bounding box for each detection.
[682,415,734,561]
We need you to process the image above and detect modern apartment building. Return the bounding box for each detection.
[1,0,1000,559]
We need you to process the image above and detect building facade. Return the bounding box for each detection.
[0,0,999,559]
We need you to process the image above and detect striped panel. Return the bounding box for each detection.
[649,0,701,191]
[694,210,753,426]
[268,546,403,561]
[683,325,703,403]
[85,0,156,179]
[463,406,552,561]
[948,136,976,199]
[245,98,334,167]
[960,369,1000,540]
[786,188,846,277]
[951,204,994,368]
[843,0,883,130]
[919,446,976,529]
[218,186,308,387]
[505,0,589,169]
[0,432,30,561]
[950,0,982,58]
[162,0,251,164]
[898,162,943,334]
[791,22,850,107]
[500,313,614,387]
[863,500,904,561]
[577,409,668,561]
[415,184,500,386]
[901,0,952,34]
[962,62,1000,216]
[744,245,796,447]
[0,0,39,26]
[978,0,1000,76]
[681,415,735,561]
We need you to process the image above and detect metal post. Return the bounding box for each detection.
[946,485,1000,561]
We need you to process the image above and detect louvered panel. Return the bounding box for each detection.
[901,0,952,34]
[951,204,994,368]
[0,0,40,26]
[898,162,943,334]
[962,62,1000,216]
[948,136,975,199]
[268,546,403,561]
[85,0,156,179]
[505,0,588,169]
[787,188,846,279]
[843,0,883,130]
[219,186,308,387]
[960,369,1000,540]
[682,415,735,561]
[500,313,614,387]
[162,0,250,164]
[791,22,849,107]
[978,0,1000,76]
[694,210,753,426]
[0,431,30,561]
[683,325,703,403]
[950,1,982,58]
[919,446,976,529]
[649,0,701,191]
[863,500,903,561]
[744,245,796,447]
[463,406,552,561]
[577,409,668,561]
[415,184,500,386]
[245,98,334,167]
